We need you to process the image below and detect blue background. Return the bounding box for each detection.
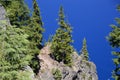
[26,0,120,80]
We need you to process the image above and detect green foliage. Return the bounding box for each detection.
[107,7,120,80]
[117,5,120,11]
[0,71,32,80]
[80,38,89,61]
[0,25,32,80]
[112,51,120,80]
[1,0,30,27]
[0,0,11,8]
[30,55,40,75]
[88,76,92,80]
[52,68,62,80]
[51,6,74,66]
[1,0,44,75]
[107,25,120,48]
[29,0,44,47]
[26,0,44,74]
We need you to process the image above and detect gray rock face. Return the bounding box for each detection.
[0,4,10,26]
[24,66,35,80]
[0,4,98,80]
[38,44,98,80]
[71,52,98,80]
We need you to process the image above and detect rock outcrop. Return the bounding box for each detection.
[0,4,10,26]
[0,4,98,80]
[38,44,98,80]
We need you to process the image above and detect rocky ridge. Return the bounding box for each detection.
[0,4,98,80]
[38,44,98,80]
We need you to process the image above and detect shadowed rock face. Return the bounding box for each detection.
[38,44,98,80]
[0,4,10,26]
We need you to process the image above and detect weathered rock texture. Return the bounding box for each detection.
[0,4,98,80]
[0,3,10,26]
[38,44,98,80]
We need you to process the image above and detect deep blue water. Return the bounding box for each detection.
[26,0,120,80]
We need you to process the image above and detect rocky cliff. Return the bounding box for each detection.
[0,4,98,80]
[38,44,98,80]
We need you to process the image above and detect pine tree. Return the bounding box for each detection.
[1,0,44,74]
[0,0,30,27]
[0,0,11,8]
[30,0,44,48]
[26,0,44,74]
[0,25,32,80]
[107,6,120,80]
[51,6,74,66]
[80,38,89,61]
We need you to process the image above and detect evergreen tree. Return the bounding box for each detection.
[26,0,44,74]
[0,0,11,8]
[1,0,44,74]
[0,0,44,76]
[80,38,89,61]
[30,0,44,48]
[107,6,120,80]
[0,0,30,27]
[0,25,32,80]
[51,6,74,66]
